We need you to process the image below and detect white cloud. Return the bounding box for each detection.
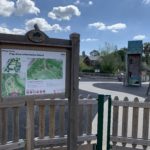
[0,26,26,34]
[107,23,127,32]
[81,38,98,42]
[15,0,40,15]
[0,17,71,35]
[0,0,15,17]
[74,0,93,6]
[88,22,106,30]
[133,34,146,40]
[143,0,150,4]
[0,0,40,17]
[88,22,127,32]
[25,18,71,32]
[88,1,93,5]
[48,5,81,21]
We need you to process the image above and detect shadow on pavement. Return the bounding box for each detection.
[93,82,148,98]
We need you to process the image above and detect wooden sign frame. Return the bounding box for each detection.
[0,26,78,102]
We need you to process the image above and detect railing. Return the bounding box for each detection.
[0,96,97,150]
[111,96,150,150]
[0,101,25,150]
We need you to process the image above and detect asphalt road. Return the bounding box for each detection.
[79,79,149,100]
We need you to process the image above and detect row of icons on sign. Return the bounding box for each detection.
[26,90,46,94]
[26,90,59,94]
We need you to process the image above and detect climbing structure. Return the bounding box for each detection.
[125,40,143,86]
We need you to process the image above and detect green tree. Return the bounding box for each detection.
[99,43,125,74]
[100,51,122,74]
[143,42,150,66]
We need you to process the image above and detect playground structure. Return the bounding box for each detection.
[143,43,150,96]
[125,40,150,96]
[125,40,143,86]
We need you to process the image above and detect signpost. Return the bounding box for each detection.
[125,40,143,86]
[0,24,80,150]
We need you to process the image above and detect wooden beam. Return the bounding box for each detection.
[34,135,96,147]
[26,101,34,150]
[68,33,80,150]
[110,136,150,146]
[0,140,25,150]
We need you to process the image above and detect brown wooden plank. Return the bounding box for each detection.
[87,104,92,144]
[59,104,65,137]
[142,99,150,149]
[35,99,68,106]
[34,135,96,147]
[34,143,94,150]
[79,99,97,105]
[112,96,119,146]
[78,103,84,136]
[111,145,142,150]
[34,99,97,105]
[34,144,93,150]
[110,136,150,146]
[0,32,71,48]
[13,107,19,142]
[68,33,80,150]
[0,101,25,108]
[77,95,84,146]
[0,140,25,150]
[112,101,150,108]
[132,98,139,148]
[1,108,8,144]
[49,105,56,138]
[26,100,34,150]
[39,105,45,139]
[122,97,129,146]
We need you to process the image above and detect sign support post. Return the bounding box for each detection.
[68,33,80,150]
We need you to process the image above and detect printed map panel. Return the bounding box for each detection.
[2,73,25,96]
[1,49,66,97]
[27,58,63,80]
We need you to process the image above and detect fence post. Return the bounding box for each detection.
[107,96,112,150]
[96,94,111,150]
[68,33,80,150]
[26,100,34,150]
[97,94,104,150]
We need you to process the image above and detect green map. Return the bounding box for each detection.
[27,58,63,80]
[4,58,21,73]
[2,73,25,96]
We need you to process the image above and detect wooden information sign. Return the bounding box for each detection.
[0,24,80,150]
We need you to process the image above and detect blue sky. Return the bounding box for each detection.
[0,0,150,54]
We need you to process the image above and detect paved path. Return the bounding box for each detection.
[79,81,149,100]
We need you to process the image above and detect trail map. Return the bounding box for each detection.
[2,49,66,97]
[27,59,63,80]
[2,73,25,96]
